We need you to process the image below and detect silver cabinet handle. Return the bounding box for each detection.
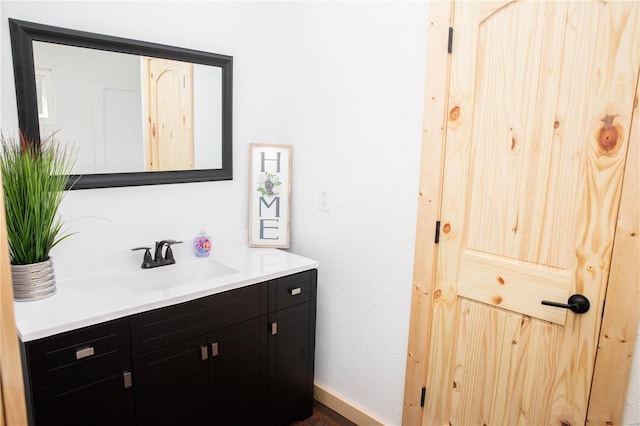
[200,345,208,361]
[123,371,132,389]
[289,287,302,296]
[211,342,219,357]
[271,322,278,335]
[75,346,95,360]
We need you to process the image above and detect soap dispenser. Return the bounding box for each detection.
[194,229,212,257]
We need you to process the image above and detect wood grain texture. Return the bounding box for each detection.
[449,299,507,426]
[401,2,453,425]
[422,2,482,424]
[449,302,565,425]
[0,172,28,426]
[144,58,194,171]
[314,384,383,426]
[549,2,640,424]
[465,1,573,270]
[420,1,640,425]
[585,42,640,426]
[458,250,571,324]
[492,313,560,425]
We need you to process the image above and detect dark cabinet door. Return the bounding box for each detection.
[209,316,268,425]
[133,335,210,426]
[32,364,135,426]
[268,301,316,424]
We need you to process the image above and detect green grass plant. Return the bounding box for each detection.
[0,132,76,265]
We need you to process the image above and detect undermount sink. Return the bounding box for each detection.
[124,258,238,295]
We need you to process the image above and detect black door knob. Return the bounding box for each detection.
[541,294,590,314]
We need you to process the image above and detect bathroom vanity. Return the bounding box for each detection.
[14,241,318,426]
[8,17,319,425]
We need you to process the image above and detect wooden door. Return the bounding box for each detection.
[143,58,194,171]
[406,2,640,425]
[0,173,28,425]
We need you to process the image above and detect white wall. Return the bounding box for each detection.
[1,2,638,425]
[194,64,223,169]
[626,338,640,425]
[271,3,427,422]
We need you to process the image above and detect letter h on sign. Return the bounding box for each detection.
[260,151,281,173]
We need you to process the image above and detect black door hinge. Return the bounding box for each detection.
[420,386,426,407]
[434,221,441,244]
[448,27,453,53]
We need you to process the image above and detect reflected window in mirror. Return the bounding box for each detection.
[35,68,55,123]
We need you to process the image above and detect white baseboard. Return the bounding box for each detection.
[313,383,386,426]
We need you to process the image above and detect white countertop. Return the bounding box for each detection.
[13,233,318,342]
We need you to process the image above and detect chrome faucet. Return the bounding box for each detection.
[132,240,183,269]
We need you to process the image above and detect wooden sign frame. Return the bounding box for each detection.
[248,144,292,248]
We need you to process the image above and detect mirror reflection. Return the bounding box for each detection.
[9,18,232,189]
[33,41,223,175]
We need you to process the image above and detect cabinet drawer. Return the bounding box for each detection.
[33,363,135,426]
[131,283,265,355]
[26,318,130,389]
[272,270,315,311]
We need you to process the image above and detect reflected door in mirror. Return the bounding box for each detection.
[143,58,194,171]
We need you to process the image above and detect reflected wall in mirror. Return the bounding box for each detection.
[32,42,223,175]
[9,19,232,189]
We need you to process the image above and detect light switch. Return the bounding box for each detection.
[318,187,330,212]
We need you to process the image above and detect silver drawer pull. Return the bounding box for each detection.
[271,322,278,335]
[201,345,208,361]
[289,287,302,296]
[211,342,219,357]
[75,346,95,359]
[123,371,132,389]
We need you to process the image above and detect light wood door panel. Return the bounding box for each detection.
[0,174,28,425]
[457,251,571,325]
[422,2,640,425]
[587,67,640,425]
[143,58,194,171]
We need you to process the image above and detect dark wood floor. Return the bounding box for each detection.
[289,400,357,426]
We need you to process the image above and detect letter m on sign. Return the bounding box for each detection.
[259,196,280,217]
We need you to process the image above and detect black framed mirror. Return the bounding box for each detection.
[9,18,233,189]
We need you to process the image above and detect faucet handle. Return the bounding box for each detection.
[163,241,183,263]
[132,247,153,268]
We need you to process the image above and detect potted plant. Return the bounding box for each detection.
[0,132,76,301]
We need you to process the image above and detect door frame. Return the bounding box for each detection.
[0,172,28,425]
[402,2,639,425]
